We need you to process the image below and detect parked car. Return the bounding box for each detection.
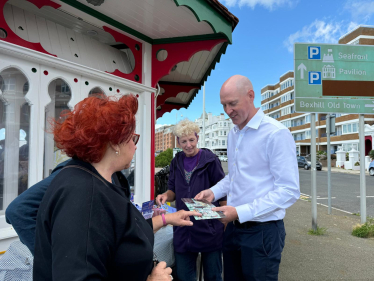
[297,156,322,170]
[369,160,374,176]
[219,155,228,162]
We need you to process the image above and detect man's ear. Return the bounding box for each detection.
[248,89,255,100]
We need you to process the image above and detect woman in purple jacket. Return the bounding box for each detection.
[156,119,226,281]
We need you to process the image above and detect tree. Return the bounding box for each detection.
[369,150,374,160]
[155,148,173,167]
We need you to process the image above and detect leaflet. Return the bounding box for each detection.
[182,198,225,220]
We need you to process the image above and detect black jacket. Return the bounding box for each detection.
[34,158,154,281]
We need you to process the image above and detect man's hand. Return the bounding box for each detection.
[212,206,238,225]
[165,210,202,227]
[194,189,214,203]
[147,262,173,281]
[156,193,168,206]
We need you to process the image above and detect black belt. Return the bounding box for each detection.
[233,219,282,229]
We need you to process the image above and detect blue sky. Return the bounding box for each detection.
[156,0,374,127]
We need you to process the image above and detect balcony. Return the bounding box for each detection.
[290,112,304,118]
[268,104,282,114]
[290,123,310,132]
[319,133,359,143]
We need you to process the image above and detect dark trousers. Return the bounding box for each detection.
[174,250,223,281]
[223,220,286,281]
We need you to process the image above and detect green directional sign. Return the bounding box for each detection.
[294,43,374,114]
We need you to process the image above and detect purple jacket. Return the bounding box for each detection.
[168,148,226,253]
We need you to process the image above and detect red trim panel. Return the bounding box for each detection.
[157,83,200,107]
[0,0,57,56]
[103,26,143,84]
[156,103,185,119]
[152,39,226,88]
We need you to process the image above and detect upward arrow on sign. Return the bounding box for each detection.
[298,63,307,79]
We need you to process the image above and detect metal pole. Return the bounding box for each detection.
[311,113,317,231]
[359,114,366,224]
[202,82,206,148]
[326,114,332,214]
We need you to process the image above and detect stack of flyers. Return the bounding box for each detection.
[141,200,154,219]
[182,198,226,220]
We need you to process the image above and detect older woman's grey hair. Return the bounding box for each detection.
[173,119,200,138]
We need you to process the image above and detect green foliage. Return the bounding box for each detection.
[369,150,374,160]
[308,226,327,236]
[155,148,173,167]
[354,161,360,166]
[316,150,327,161]
[346,152,349,161]
[352,218,374,238]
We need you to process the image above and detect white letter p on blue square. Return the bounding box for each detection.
[309,72,321,85]
[308,46,320,60]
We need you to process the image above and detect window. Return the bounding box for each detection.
[342,122,358,134]
[224,131,227,136]
[222,140,225,146]
[0,68,30,211]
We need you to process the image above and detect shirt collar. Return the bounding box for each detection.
[234,108,264,132]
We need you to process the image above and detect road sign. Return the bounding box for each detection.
[294,43,374,114]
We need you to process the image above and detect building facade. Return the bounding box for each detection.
[261,26,374,156]
[195,113,233,155]
[155,125,179,154]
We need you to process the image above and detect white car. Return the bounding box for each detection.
[219,156,228,162]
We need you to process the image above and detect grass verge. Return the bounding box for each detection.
[352,218,374,238]
[308,226,327,236]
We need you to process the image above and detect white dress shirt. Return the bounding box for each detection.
[211,109,300,223]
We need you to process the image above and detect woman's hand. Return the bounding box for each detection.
[147,262,173,281]
[155,193,168,206]
[165,210,201,227]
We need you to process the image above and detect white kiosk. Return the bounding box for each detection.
[0,0,238,252]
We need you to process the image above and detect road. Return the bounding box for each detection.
[298,169,374,217]
[220,161,374,217]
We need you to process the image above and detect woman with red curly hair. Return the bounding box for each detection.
[33,94,200,281]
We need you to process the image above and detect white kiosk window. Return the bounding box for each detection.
[43,79,72,178]
[0,68,30,211]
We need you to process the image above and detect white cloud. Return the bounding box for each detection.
[220,0,294,10]
[283,20,358,53]
[344,0,374,22]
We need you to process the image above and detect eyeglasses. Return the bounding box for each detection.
[132,133,140,145]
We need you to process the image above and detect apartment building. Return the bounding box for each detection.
[195,112,233,155]
[155,125,178,154]
[261,26,374,156]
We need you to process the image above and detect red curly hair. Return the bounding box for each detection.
[52,94,138,163]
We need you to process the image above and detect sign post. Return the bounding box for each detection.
[295,43,372,224]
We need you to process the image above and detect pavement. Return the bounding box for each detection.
[156,161,374,280]
[325,166,369,175]
[279,199,374,281]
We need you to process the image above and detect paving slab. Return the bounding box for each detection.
[279,199,374,281]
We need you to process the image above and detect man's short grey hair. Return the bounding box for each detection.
[173,119,200,138]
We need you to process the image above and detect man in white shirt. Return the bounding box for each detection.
[195,75,300,281]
